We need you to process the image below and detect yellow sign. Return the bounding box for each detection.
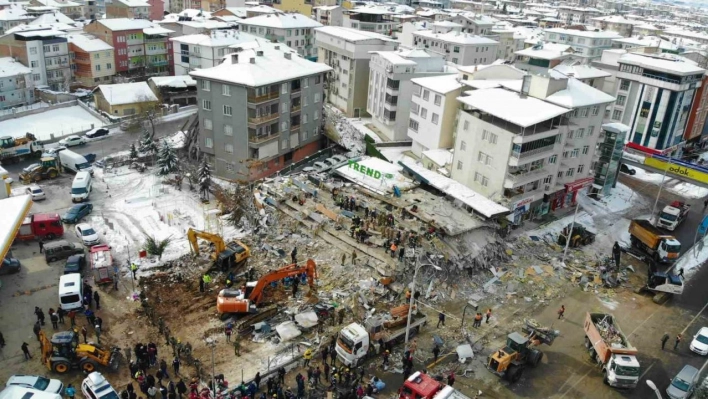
[644,157,708,184]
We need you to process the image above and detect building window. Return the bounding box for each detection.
[482,130,497,143]
[457,161,463,170]
[411,102,419,115]
[460,141,466,151]
[314,93,321,103]
[566,168,574,177]
[580,107,588,117]
[33,74,40,81]
[94,53,100,59]
[619,79,630,91]
[204,119,213,130]
[588,126,595,136]
[95,65,101,71]
[571,149,579,158]
[314,110,319,120]
[225,143,234,153]
[413,84,421,97]
[30,47,37,55]
[31,61,38,67]
[223,105,232,116]
[478,151,492,165]
[224,124,233,136]
[52,45,59,52]
[544,175,552,184]
[281,83,288,94]
[434,94,441,106]
[205,137,213,147]
[222,85,231,96]
[453,46,460,53]
[202,100,211,110]
[558,171,564,179]
[567,130,574,139]
[612,110,622,120]
[582,145,589,155]
[422,90,429,101]
[420,108,427,119]
[549,155,557,164]
[107,63,112,70]
[201,80,210,91]
[591,105,599,116]
[563,151,569,159]
[616,95,626,106]
[474,172,488,187]
[576,128,584,138]
[577,164,585,174]
[463,120,469,130]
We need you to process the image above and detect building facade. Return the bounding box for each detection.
[238,13,322,61]
[412,29,498,66]
[0,57,33,109]
[68,33,115,88]
[0,27,71,91]
[314,5,343,27]
[544,28,623,61]
[0,6,33,35]
[106,0,150,19]
[171,31,261,75]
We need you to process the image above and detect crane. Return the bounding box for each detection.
[217,259,318,317]
[187,228,250,270]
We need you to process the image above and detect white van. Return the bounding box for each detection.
[71,171,92,203]
[82,373,118,399]
[0,386,62,399]
[58,273,83,311]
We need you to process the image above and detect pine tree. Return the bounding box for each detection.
[198,158,211,200]
[157,140,177,175]
[138,129,152,153]
[502,3,507,14]
[130,143,138,160]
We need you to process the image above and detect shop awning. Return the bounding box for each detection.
[565,176,594,192]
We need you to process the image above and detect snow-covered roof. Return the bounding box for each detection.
[170,31,259,47]
[190,44,331,87]
[619,53,705,75]
[544,75,616,107]
[143,26,173,35]
[0,7,31,22]
[611,36,679,51]
[149,75,196,88]
[115,0,149,7]
[96,82,158,105]
[545,27,623,39]
[458,87,570,127]
[245,4,279,14]
[313,5,341,11]
[552,63,611,79]
[315,26,397,43]
[590,15,644,25]
[399,159,509,219]
[97,18,157,31]
[411,74,463,94]
[0,195,32,263]
[30,11,73,25]
[14,28,65,38]
[31,0,81,8]
[67,34,113,52]
[238,13,323,29]
[221,7,248,18]
[422,148,452,166]
[0,57,31,77]
[515,42,574,60]
[370,51,417,66]
[413,30,498,45]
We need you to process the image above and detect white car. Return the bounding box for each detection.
[690,327,708,355]
[82,372,118,399]
[25,185,46,201]
[59,135,86,147]
[6,375,64,394]
[75,223,99,246]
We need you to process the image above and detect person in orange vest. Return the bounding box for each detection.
[390,242,397,258]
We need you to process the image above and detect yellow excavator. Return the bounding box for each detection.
[487,319,559,383]
[187,228,250,270]
[39,330,120,374]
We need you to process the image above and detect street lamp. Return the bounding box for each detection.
[404,254,441,345]
[205,338,217,395]
[646,380,662,399]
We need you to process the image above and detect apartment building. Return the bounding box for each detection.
[238,13,322,61]
[0,6,33,35]
[84,19,174,80]
[171,31,265,75]
[557,6,602,25]
[489,28,525,62]
[684,73,708,145]
[106,0,150,19]
[544,28,622,61]
[315,26,397,118]
[602,52,706,150]
[412,29,498,66]
[189,46,332,181]
[406,74,463,157]
[30,0,83,20]
[314,5,343,27]
[272,0,312,18]
[0,57,34,109]
[448,13,495,35]
[514,42,574,75]
[551,63,610,89]
[590,15,642,38]
[0,27,70,91]
[67,33,114,88]
[342,8,395,36]
[450,69,614,223]
[366,49,455,141]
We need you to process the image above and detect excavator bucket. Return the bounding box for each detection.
[522,319,560,346]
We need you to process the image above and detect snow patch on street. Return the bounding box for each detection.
[630,167,708,199]
[1,106,105,141]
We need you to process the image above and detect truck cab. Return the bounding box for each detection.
[657,238,681,262]
[336,323,370,367]
[604,353,640,388]
[399,372,471,399]
[658,201,690,231]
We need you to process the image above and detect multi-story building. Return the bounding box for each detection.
[611,36,680,54]
[0,6,33,35]
[366,49,455,141]
[544,28,623,61]
[514,42,574,74]
[448,13,495,35]
[601,51,706,150]
[189,46,332,181]
[30,0,83,20]
[342,8,395,36]
[590,15,642,38]
[237,12,322,61]
[0,27,71,91]
[67,33,114,88]
[106,0,150,19]
[412,29,498,66]
[84,18,174,80]
[314,5,343,27]
[684,73,708,145]
[489,28,525,62]
[557,6,602,25]
[0,57,34,109]
[406,74,463,157]
[315,26,397,118]
[449,69,614,222]
[272,0,312,18]
[551,63,610,89]
[171,31,264,75]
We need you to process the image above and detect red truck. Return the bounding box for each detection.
[16,213,64,241]
[90,245,114,285]
[399,372,470,399]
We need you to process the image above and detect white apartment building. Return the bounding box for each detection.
[514,42,574,75]
[238,12,322,61]
[171,30,262,75]
[315,26,397,118]
[449,13,496,35]
[314,5,343,27]
[544,28,623,61]
[412,30,498,66]
[590,15,642,38]
[0,57,33,109]
[342,8,395,36]
[489,28,525,62]
[450,68,614,223]
[406,74,463,157]
[366,49,455,141]
[0,27,70,91]
[557,6,602,25]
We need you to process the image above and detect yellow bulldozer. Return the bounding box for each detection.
[39,330,120,374]
[487,319,559,383]
[20,157,61,183]
[187,228,250,271]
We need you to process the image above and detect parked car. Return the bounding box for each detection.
[58,135,86,147]
[43,240,84,263]
[64,254,85,275]
[690,327,708,355]
[25,185,46,201]
[75,223,99,246]
[82,373,118,399]
[667,365,699,399]
[0,256,20,275]
[620,164,636,175]
[84,128,109,139]
[62,203,93,224]
[6,375,63,394]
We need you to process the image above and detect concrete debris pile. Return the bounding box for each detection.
[594,314,627,349]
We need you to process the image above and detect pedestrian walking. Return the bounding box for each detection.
[254,372,261,390]
[81,326,88,343]
[382,350,390,367]
[437,312,445,328]
[486,308,492,324]
[65,384,76,399]
[94,291,101,310]
[447,373,455,387]
[125,347,132,364]
[68,310,76,327]
[661,333,670,350]
[398,247,405,262]
[678,268,685,278]
[329,347,336,366]
[33,321,41,341]
[338,308,345,325]
[291,247,297,264]
[131,263,138,280]
[675,333,682,350]
[409,338,418,355]
[389,243,397,258]
[432,345,440,363]
[473,313,482,328]
[558,305,565,319]
[113,273,119,291]
[95,325,101,344]
[35,307,45,326]
[39,240,44,254]
[303,348,313,367]
[225,324,232,342]
[160,359,169,379]
[148,385,157,399]
[172,357,180,375]
[21,342,32,359]
[50,312,59,329]
[351,250,357,265]
[176,379,187,399]
[56,308,65,324]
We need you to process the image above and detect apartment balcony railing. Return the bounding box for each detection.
[248,113,279,125]
[265,34,284,42]
[290,124,301,131]
[248,131,280,146]
[504,166,548,188]
[510,144,555,161]
[150,60,169,66]
[145,36,166,43]
[247,92,279,104]
[290,105,301,113]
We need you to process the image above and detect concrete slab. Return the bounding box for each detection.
[275,321,302,341]
[294,311,319,329]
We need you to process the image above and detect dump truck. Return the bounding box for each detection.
[336,306,428,367]
[629,219,680,263]
[487,319,559,382]
[557,222,596,248]
[658,201,690,231]
[39,330,120,374]
[0,133,44,164]
[583,312,640,389]
[399,372,471,399]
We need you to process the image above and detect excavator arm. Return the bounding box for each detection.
[187,228,226,259]
[39,330,53,371]
[249,259,317,304]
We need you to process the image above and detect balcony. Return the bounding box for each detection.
[46,61,69,70]
[290,123,301,131]
[509,144,557,167]
[146,47,167,56]
[247,92,279,104]
[248,131,280,147]
[291,105,301,113]
[150,60,169,66]
[248,113,279,126]
[126,37,143,46]
[265,34,284,42]
[504,165,548,189]
[145,36,166,43]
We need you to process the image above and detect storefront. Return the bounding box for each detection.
[510,196,534,225]
[564,176,594,205]
[549,189,567,211]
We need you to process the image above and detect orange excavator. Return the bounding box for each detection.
[217,259,318,318]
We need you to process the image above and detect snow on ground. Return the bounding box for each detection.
[378,146,416,165]
[2,106,105,141]
[630,166,708,199]
[677,234,708,277]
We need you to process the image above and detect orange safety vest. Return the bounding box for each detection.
[391,244,397,252]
